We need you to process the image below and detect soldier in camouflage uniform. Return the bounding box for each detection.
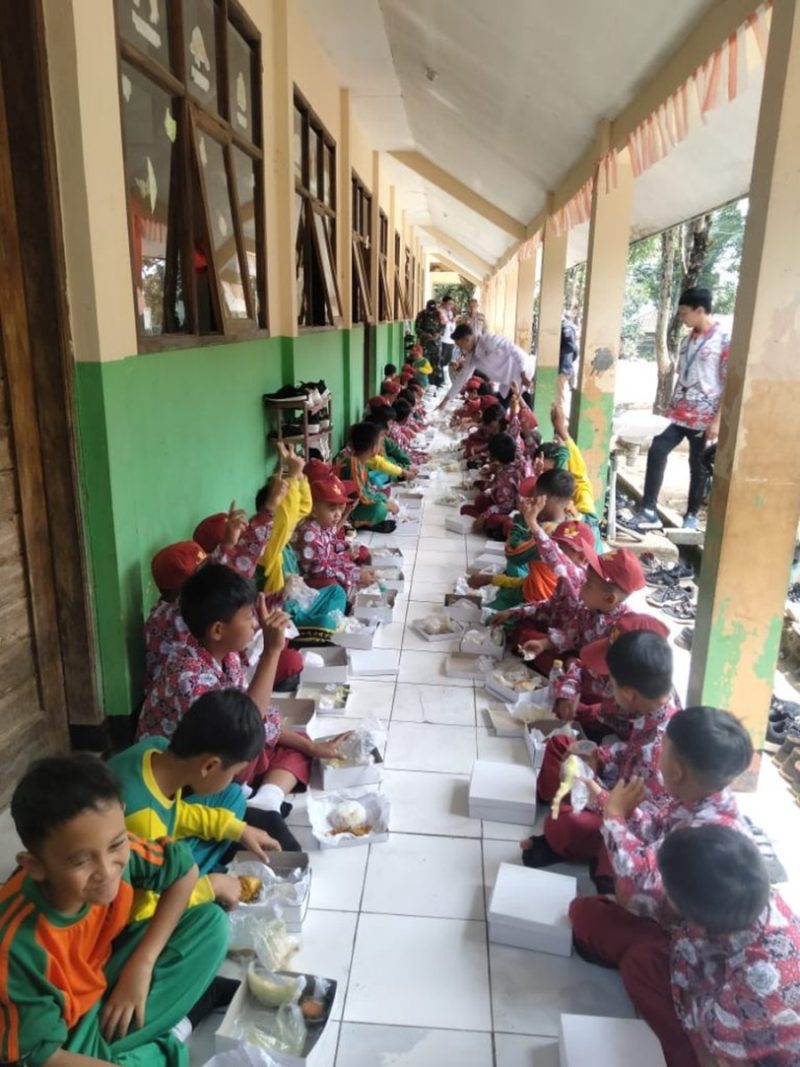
[414,299,444,386]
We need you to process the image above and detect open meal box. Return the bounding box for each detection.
[299,646,349,684]
[444,515,473,534]
[488,862,576,957]
[369,546,404,571]
[346,649,400,678]
[523,718,583,770]
[353,589,397,624]
[273,698,316,737]
[227,851,311,933]
[330,618,379,650]
[484,660,549,705]
[444,653,492,680]
[314,736,385,790]
[396,489,424,510]
[460,626,505,660]
[411,613,465,644]
[294,682,351,716]
[307,787,389,848]
[215,970,337,1066]
[467,554,506,576]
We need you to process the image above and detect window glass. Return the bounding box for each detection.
[308,127,320,198]
[323,145,335,208]
[293,106,304,186]
[116,0,171,69]
[120,62,186,336]
[195,129,248,319]
[228,24,254,140]
[184,0,217,110]
[232,147,259,319]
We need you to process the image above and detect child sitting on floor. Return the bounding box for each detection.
[569,705,752,982]
[524,629,679,887]
[390,397,429,464]
[460,432,531,539]
[366,405,418,478]
[630,826,800,1066]
[382,362,398,385]
[538,403,601,549]
[1,754,229,1067]
[292,476,377,598]
[137,564,347,827]
[111,689,284,918]
[336,422,399,532]
[470,470,577,612]
[462,398,505,461]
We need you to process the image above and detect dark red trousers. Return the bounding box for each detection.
[569,897,700,1067]
[511,625,558,676]
[275,643,303,684]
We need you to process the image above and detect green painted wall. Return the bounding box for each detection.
[73,325,404,718]
[533,366,559,428]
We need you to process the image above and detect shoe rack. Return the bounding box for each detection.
[263,389,333,460]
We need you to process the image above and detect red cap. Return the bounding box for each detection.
[480,395,499,410]
[193,513,228,553]
[518,476,539,498]
[310,477,351,505]
[465,398,481,412]
[382,381,401,396]
[551,520,596,557]
[411,344,423,356]
[304,458,333,481]
[587,548,645,594]
[465,377,482,390]
[400,366,415,380]
[151,541,207,596]
[369,394,390,408]
[580,612,670,675]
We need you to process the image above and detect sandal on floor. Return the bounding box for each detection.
[663,598,697,622]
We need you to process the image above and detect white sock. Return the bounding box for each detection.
[171,1017,193,1043]
[247,783,285,812]
[240,783,254,799]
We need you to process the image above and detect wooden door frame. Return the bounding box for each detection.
[0,0,101,728]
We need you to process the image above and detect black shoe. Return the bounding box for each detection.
[572,937,619,970]
[263,385,307,403]
[280,800,294,818]
[187,976,240,1028]
[617,508,662,533]
[368,520,397,533]
[675,626,694,651]
[646,586,690,608]
[521,836,561,868]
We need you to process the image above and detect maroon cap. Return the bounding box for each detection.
[480,395,499,410]
[465,377,482,390]
[151,541,207,596]
[580,612,670,675]
[310,476,352,505]
[193,513,228,554]
[587,548,645,595]
[304,458,333,481]
[369,394,390,408]
[551,520,595,557]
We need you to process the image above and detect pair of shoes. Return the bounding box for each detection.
[263,385,306,403]
[368,519,397,533]
[281,421,305,437]
[521,836,561,868]
[617,507,662,533]
[675,626,694,651]
[682,513,700,530]
[646,585,689,608]
[662,595,697,622]
[644,562,694,588]
[765,697,800,750]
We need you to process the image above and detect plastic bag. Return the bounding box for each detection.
[200,1046,283,1067]
[247,961,305,1007]
[228,857,310,909]
[252,918,300,971]
[283,575,318,610]
[551,753,595,818]
[417,613,458,636]
[322,718,385,767]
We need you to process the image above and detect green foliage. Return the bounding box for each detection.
[432,277,476,313]
[696,200,747,313]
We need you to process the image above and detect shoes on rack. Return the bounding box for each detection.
[263,385,307,402]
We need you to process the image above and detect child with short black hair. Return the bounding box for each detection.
[1,754,228,1067]
[460,431,531,538]
[336,422,399,531]
[524,630,678,885]
[569,710,756,1038]
[111,689,283,914]
[137,564,346,820]
[620,827,800,1066]
[383,362,397,382]
[365,406,417,477]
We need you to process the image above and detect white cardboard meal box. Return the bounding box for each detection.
[353,589,397,624]
[274,698,317,737]
[468,760,538,824]
[559,1015,667,1067]
[412,616,465,644]
[215,971,337,1066]
[330,619,380,650]
[444,653,490,680]
[488,863,575,956]
[442,596,483,626]
[396,490,424,510]
[346,649,400,678]
[523,719,581,770]
[397,518,421,538]
[486,704,525,738]
[315,739,385,790]
[467,553,506,575]
[228,850,311,932]
[369,546,404,571]
[445,515,473,534]
[460,627,505,660]
[300,645,349,684]
[295,682,351,715]
[484,661,548,705]
[307,787,390,848]
[380,569,406,593]
[483,540,506,556]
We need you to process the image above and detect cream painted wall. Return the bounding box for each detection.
[288,4,341,140]
[43,0,137,363]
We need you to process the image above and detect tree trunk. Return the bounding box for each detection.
[654,227,678,413]
[658,213,713,411]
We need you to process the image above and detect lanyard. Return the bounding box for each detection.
[680,325,717,387]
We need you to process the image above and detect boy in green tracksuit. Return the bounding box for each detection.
[109,689,282,920]
[1,754,228,1067]
[336,422,399,531]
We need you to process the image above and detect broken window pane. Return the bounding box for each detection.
[228,23,254,141]
[195,128,248,320]
[184,0,217,110]
[117,0,171,69]
[120,62,186,336]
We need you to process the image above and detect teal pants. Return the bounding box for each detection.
[580,510,603,552]
[286,583,347,633]
[490,584,524,614]
[64,904,228,1067]
[350,498,388,526]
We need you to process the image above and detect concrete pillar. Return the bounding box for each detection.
[571,137,635,501]
[337,88,353,329]
[534,210,567,425]
[515,248,538,354]
[266,0,297,336]
[689,0,800,747]
[503,258,519,340]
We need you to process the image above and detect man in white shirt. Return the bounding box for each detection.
[439,294,457,384]
[457,297,487,337]
[440,324,534,407]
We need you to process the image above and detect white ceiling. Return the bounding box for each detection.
[302,0,763,275]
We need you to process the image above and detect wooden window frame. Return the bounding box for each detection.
[377,209,391,321]
[394,230,409,319]
[351,170,372,324]
[293,87,341,329]
[114,0,267,351]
